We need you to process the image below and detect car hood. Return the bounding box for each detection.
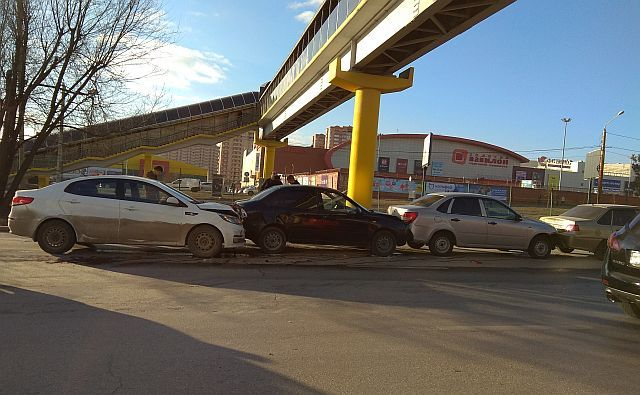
[196,202,236,214]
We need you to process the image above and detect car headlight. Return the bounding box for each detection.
[219,213,242,225]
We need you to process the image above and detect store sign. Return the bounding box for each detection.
[451,149,509,168]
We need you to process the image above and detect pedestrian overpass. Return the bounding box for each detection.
[25,0,515,207]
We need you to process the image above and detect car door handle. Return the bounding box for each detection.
[123,207,138,211]
[488,221,498,225]
[185,211,198,216]
[64,200,81,204]
[451,218,461,222]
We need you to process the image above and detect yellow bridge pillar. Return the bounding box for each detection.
[328,58,413,208]
[255,138,288,179]
[143,154,153,176]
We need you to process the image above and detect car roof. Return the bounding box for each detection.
[426,192,497,198]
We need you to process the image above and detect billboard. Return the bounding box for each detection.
[593,178,622,192]
[584,150,600,179]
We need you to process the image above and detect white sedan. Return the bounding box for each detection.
[8,175,245,257]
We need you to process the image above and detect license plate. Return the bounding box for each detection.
[630,251,640,268]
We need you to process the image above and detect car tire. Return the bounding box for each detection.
[621,302,640,320]
[371,230,396,256]
[528,235,551,259]
[258,227,287,254]
[187,225,223,258]
[407,241,425,249]
[37,220,76,254]
[429,232,454,256]
[594,242,607,260]
[559,247,574,254]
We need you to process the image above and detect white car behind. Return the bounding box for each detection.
[8,175,245,257]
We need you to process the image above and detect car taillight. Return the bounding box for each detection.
[608,233,620,251]
[565,223,579,232]
[11,196,34,206]
[402,212,418,224]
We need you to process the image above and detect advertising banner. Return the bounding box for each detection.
[425,182,468,193]
[431,161,444,176]
[413,160,422,175]
[374,177,416,194]
[396,158,408,174]
[468,184,508,201]
[378,157,390,172]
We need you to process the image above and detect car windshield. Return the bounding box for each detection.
[410,194,445,207]
[560,205,607,219]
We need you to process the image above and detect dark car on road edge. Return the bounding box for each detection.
[602,212,640,320]
[236,185,409,256]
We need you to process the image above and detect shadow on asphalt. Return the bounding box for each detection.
[0,284,321,394]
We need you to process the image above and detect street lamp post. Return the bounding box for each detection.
[559,117,571,191]
[597,110,624,201]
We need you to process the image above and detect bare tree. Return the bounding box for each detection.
[0,0,171,218]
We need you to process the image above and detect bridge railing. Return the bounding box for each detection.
[259,0,362,116]
[22,111,258,171]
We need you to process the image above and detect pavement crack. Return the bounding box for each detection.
[107,354,123,395]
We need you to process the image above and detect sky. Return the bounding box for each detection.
[146,0,640,163]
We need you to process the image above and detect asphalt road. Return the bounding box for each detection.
[1,233,638,394]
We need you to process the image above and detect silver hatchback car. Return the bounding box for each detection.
[388,193,557,258]
[9,175,245,257]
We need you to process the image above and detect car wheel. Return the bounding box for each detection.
[621,302,640,320]
[37,220,76,254]
[371,230,396,256]
[258,227,286,254]
[594,242,607,260]
[187,225,223,258]
[407,241,425,249]
[528,235,551,259]
[429,232,454,256]
[559,247,574,254]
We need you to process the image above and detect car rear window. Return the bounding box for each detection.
[410,194,444,207]
[561,206,607,219]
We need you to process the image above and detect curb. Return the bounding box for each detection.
[0,226,9,233]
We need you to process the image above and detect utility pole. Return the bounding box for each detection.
[559,117,571,191]
[598,110,624,201]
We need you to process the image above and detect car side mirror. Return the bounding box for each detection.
[166,197,180,206]
[514,214,523,222]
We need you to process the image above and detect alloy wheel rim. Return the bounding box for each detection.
[264,231,283,250]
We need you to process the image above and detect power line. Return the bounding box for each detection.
[608,132,640,142]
